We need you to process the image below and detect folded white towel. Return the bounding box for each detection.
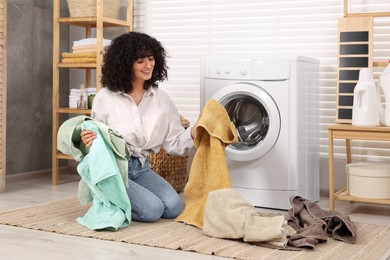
[73,38,111,47]
[69,96,88,100]
[69,86,96,108]
[70,88,97,94]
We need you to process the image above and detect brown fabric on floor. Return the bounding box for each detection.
[287,196,358,249]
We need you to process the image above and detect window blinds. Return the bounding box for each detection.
[132,0,390,160]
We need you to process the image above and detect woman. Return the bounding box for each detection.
[81,32,195,222]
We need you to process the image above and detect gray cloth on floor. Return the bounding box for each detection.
[287,195,357,249]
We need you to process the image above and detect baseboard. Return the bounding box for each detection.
[6,166,77,184]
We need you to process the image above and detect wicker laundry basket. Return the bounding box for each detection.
[66,0,121,19]
[149,116,190,193]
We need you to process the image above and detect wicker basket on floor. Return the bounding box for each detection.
[149,116,190,193]
[66,0,121,19]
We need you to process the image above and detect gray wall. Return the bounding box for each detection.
[7,0,69,175]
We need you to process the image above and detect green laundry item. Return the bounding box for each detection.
[57,116,131,231]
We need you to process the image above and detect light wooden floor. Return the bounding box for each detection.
[0,170,389,260]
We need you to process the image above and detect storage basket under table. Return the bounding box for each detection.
[346,162,390,199]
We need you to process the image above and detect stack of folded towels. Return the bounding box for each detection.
[61,38,112,64]
[69,87,97,108]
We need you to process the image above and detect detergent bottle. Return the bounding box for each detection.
[352,68,380,127]
[377,63,390,126]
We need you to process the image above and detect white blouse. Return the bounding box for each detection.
[91,87,194,162]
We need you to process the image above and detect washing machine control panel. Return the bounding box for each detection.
[206,59,252,79]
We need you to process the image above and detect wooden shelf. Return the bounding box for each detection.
[56,17,131,28]
[52,0,133,185]
[373,61,389,68]
[57,63,97,69]
[328,124,390,210]
[56,153,73,160]
[56,108,91,114]
[334,187,390,205]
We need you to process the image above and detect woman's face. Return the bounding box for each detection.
[132,56,155,82]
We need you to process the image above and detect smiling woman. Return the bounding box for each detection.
[79,31,197,223]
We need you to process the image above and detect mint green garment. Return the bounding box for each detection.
[57,116,131,231]
[57,115,129,191]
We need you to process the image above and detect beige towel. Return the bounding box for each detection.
[175,99,238,228]
[203,189,295,248]
[62,52,96,58]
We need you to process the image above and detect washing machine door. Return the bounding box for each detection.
[211,83,280,161]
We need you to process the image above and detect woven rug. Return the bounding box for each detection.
[0,197,389,260]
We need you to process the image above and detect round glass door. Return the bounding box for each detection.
[211,83,280,161]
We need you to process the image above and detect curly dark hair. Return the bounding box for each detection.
[101,31,168,93]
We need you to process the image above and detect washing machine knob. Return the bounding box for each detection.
[215,68,221,75]
[240,68,248,76]
[224,69,231,75]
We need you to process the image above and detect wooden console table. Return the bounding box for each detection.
[328,124,390,210]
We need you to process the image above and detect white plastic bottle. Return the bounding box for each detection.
[352,68,380,127]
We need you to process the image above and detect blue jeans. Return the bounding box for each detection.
[126,156,182,222]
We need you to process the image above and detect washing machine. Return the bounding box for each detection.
[200,55,320,210]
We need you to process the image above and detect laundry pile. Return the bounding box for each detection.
[61,38,112,64]
[176,98,357,251]
[202,190,357,250]
[69,87,97,108]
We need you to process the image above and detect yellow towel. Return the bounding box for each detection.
[72,48,98,54]
[175,99,238,229]
[61,58,96,64]
[62,52,96,58]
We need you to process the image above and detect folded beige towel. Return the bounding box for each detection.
[72,44,109,54]
[203,188,295,248]
[72,49,99,54]
[175,99,238,229]
[61,58,96,64]
[62,52,96,58]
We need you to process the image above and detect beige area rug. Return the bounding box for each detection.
[0,197,389,260]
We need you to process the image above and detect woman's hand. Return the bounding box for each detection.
[80,130,96,148]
